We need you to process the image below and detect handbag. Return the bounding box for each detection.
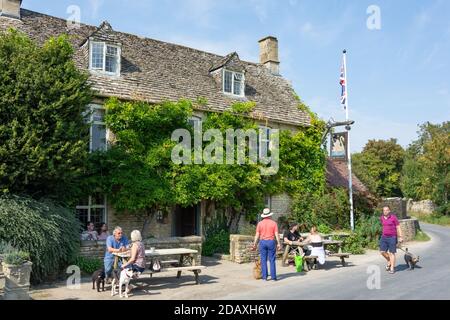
[150,259,161,272]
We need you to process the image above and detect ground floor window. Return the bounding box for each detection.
[76,194,107,231]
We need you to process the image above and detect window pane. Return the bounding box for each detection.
[91,43,104,69]
[224,70,232,93]
[105,55,118,73]
[233,78,242,96]
[93,108,105,123]
[77,198,89,206]
[91,124,107,151]
[106,46,118,55]
[90,208,105,228]
[92,193,105,206]
[76,209,89,231]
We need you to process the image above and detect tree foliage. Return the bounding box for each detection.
[91,97,327,232]
[0,29,92,203]
[352,139,405,197]
[0,195,80,283]
[401,121,449,212]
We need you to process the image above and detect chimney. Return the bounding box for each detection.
[258,36,280,75]
[0,0,22,19]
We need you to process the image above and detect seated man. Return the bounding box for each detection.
[81,221,99,241]
[104,226,129,282]
[283,223,305,262]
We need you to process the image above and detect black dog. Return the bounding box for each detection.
[404,248,420,270]
[92,268,106,292]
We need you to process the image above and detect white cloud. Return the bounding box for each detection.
[250,0,269,23]
[89,0,105,19]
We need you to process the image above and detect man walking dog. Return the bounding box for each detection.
[380,206,404,274]
[252,209,281,281]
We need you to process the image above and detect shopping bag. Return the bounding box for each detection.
[294,255,303,273]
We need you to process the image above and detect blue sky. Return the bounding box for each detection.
[22,0,450,152]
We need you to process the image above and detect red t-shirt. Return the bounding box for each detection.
[256,219,279,241]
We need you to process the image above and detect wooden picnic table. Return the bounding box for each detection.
[113,248,205,284]
[281,239,350,270]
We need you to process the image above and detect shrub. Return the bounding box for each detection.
[74,256,103,274]
[342,232,366,255]
[0,240,14,255]
[3,249,30,266]
[0,195,81,283]
[238,223,256,236]
[202,217,230,257]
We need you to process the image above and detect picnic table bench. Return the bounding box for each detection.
[280,238,350,270]
[114,248,206,285]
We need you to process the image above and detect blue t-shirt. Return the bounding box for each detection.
[104,235,129,260]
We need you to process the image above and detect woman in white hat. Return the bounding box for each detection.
[252,208,281,281]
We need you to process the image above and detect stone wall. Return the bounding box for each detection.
[79,236,203,265]
[399,218,420,242]
[271,193,292,222]
[79,241,107,259]
[229,235,258,264]
[381,198,408,219]
[107,205,173,239]
[407,200,436,215]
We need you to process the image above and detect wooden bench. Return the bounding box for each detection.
[136,265,206,285]
[327,253,350,267]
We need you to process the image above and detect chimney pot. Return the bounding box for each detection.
[0,0,22,19]
[258,36,280,75]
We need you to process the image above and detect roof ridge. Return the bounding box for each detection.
[20,8,261,66]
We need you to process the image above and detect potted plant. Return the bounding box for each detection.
[2,249,32,300]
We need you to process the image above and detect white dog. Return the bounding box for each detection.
[111,268,134,298]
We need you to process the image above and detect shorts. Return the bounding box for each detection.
[380,236,397,254]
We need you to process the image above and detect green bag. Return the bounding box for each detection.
[294,255,304,272]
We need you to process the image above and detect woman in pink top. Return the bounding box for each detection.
[252,209,281,281]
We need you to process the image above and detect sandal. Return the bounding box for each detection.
[389,269,395,274]
[385,264,391,271]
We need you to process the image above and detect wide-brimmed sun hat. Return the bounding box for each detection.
[261,208,274,219]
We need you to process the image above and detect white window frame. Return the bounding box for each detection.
[89,41,121,76]
[223,69,245,97]
[188,116,202,127]
[88,104,109,153]
[259,125,272,158]
[76,195,108,226]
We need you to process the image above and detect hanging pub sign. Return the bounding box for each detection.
[330,132,348,160]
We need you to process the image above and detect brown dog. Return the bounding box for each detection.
[253,259,262,280]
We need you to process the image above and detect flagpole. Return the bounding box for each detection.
[343,49,355,232]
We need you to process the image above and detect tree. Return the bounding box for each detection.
[0,29,92,203]
[352,139,405,197]
[87,98,193,234]
[401,122,449,212]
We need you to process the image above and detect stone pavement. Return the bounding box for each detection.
[28,240,430,301]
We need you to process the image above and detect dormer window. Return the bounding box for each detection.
[89,41,121,76]
[223,70,245,97]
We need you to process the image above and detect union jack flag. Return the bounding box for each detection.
[340,61,347,109]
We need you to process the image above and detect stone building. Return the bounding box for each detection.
[1,0,315,238]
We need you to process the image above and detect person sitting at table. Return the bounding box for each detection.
[121,230,146,274]
[81,221,99,241]
[283,223,304,244]
[104,226,129,282]
[302,226,326,267]
[98,222,110,241]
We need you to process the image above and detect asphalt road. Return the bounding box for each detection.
[224,223,450,300]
